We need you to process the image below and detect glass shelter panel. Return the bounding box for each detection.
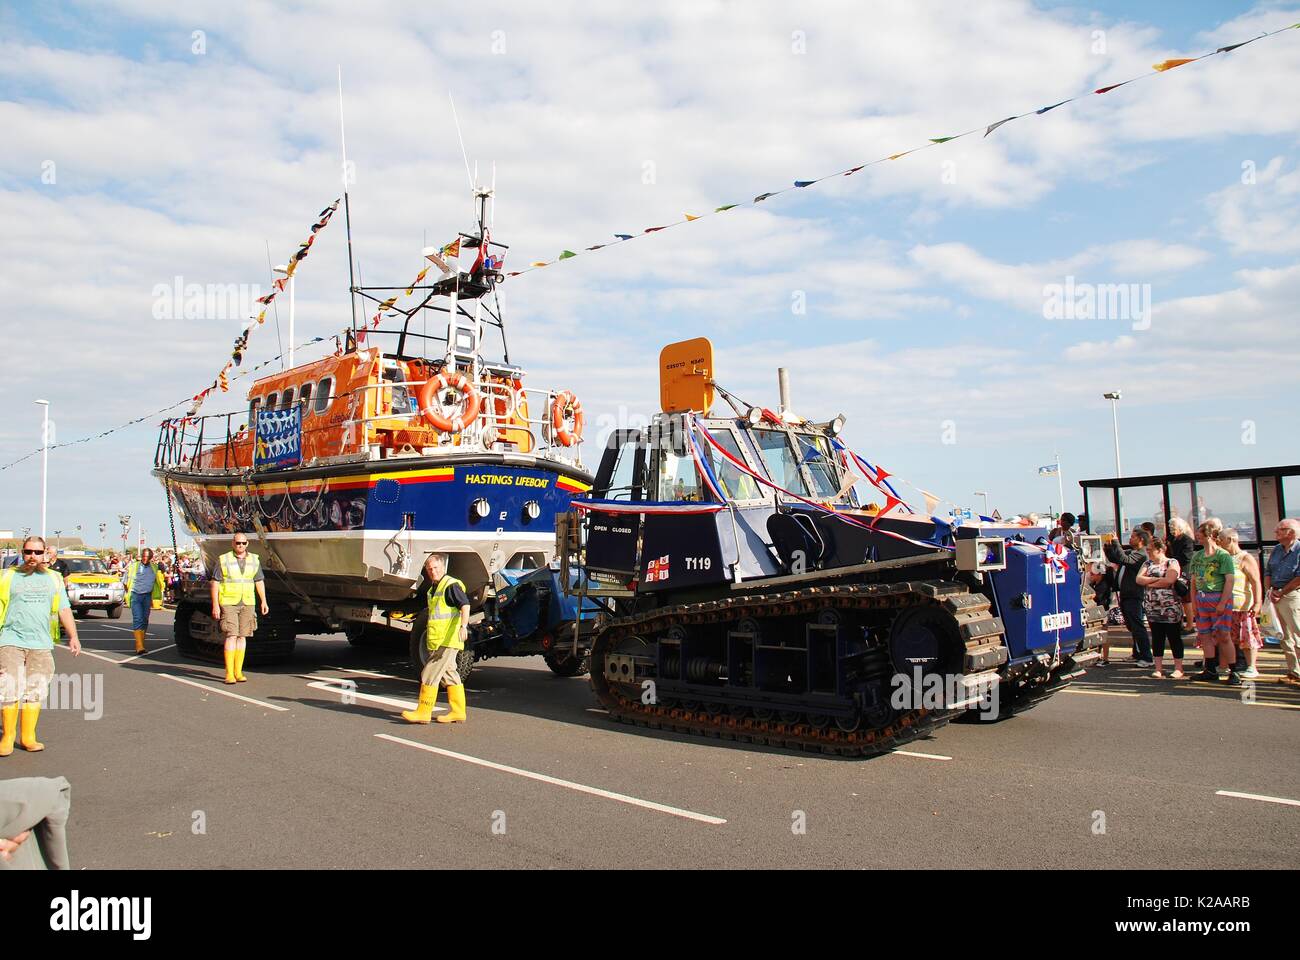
[1118,484,1164,539]
[1086,488,1118,537]
[1195,477,1255,542]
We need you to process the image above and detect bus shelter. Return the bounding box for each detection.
[1079,465,1300,551]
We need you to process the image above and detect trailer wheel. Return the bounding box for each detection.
[542,649,590,677]
[408,610,475,683]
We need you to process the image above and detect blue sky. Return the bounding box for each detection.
[1,0,1298,546]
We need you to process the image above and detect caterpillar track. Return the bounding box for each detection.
[589,579,1007,757]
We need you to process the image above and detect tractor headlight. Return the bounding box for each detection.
[957,537,1006,572]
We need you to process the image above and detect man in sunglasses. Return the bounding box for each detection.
[209,534,268,684]
[0,536,82,756]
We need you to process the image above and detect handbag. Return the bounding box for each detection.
[1174,575,1190,599]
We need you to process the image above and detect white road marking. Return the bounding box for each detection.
[306,679,439,712]
[890,750,952,761]
[119,644,176,664]
[376,734,728,825]
[81,623,137,634]
[1248,700,1300,711]
[585,708,609,715]
[325,665,417,683]
[62,647,128,665]
[1062,688,1141,698]
[160,674,289,711]
[1215,790,1300,808]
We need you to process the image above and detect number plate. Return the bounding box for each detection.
[1041,612,1072,631]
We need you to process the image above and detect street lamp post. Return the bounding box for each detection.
[98,522,107,553]
[118,514,131,558]
[34,399,49,539]
[973,491,989,517]
[273,264,295,366]
[1103,390,1123,533]
[1103,391,1122,477]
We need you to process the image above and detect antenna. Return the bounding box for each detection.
[448,92,475,193]
[265,240,284,368]
[338,66,359,336]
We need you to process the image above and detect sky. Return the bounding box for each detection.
[1,0,1298,547]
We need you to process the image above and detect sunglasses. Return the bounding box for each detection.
[22,549,43,555]
[234,541,249,546]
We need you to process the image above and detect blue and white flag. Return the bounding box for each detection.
[254,405,302,470]
[1037,464,1059,477]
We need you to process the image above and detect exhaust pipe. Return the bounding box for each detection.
[778,368,791,417]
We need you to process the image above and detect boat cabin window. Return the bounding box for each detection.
[381,364,413,415]
[299,382,313,411]
[315,377,333,414]
[249,396,261,426]
[750,428,810,496]
[282,386,295,409]
[265,392,278,410]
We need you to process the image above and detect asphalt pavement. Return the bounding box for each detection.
[5,610,1296,869]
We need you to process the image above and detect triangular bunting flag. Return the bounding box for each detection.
[844,165,864,175]
[985,116,1016,136]
[644,226,666,233]
[614,234,633,240]
[684,213,700,221]
[530,261,548,268]
[714,204,738,212]
[929,136,956,144]
[753,192,775,202]
[558,250,577,260]
[1036,99,1071,114]
[1094,81,1129,94]
[1152,58,1196,72]
[793,180,815,187]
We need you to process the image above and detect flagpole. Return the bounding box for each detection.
[1055,450,1064,518]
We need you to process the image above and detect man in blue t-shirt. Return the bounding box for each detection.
[0,536,82,755]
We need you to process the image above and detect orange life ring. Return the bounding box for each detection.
[551,390,584,446]
[416,372,481,433]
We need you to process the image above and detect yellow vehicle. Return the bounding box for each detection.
[52,552,126,619]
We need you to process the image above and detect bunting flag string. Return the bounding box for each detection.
[504,20,1299,279]
[0,332,333,474]
[187,199,339,419]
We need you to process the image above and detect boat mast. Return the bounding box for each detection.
[338,67,359,337]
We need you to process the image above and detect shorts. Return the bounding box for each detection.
[1231,610,1263,650]
[0,645,56,704]
[1195,591,1232,637]
[219,603,257,638]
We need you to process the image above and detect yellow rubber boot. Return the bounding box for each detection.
[233,647,248,682]
[223,648,237,685]
[19,703,44,752]
[134,629,147,654]
[0,705,17,757]
[436,683,466,723]
[401,684,439,723]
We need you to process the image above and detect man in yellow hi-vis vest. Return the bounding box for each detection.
[209,533,268,685]
[401,553,470,724]
[1,536,82,756]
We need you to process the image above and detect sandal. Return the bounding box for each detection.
[1171,670,1186,679]
[1150,671,1165,679]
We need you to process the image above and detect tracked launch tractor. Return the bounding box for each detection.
[557,338,1104,756]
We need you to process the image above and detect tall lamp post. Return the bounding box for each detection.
[273,264,295,366]
[118,514,131,558]
[973,491,989,517]
[98,522,107,554]
[1103,390,1123,534]
[34,399,49,539]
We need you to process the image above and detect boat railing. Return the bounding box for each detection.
[156,376,584,474]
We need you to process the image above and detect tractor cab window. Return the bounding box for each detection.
[794,434,842,499]
[704,427,762,501]
[656,449,704,502]
[750,428,810,496]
